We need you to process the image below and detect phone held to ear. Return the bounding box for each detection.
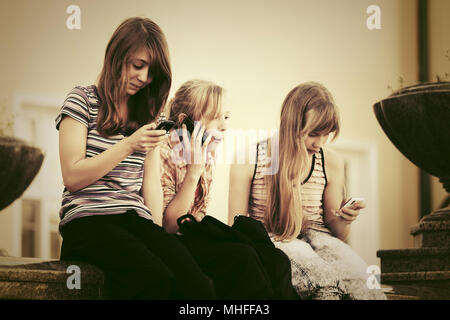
[180,117,208,145]
[340,197,365,210]
[155,120,175,132]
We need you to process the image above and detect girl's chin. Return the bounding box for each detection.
[126,89,138,96]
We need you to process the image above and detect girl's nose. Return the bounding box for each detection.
[314,136,326,148]
[137,69,151,84]
[218,119,228,132]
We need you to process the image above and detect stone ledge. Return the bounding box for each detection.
[376,247,450,257]
[410,221,450,234]
[0,257,106,300]
[380,271,450,300]
[377,247,450,273]
[384,292,420,300]
[381,271,450,282]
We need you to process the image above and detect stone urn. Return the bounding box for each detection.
[374,82,450,299]
[0,136,44,211]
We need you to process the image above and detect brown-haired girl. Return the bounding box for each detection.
[56,17,214,299]
[229,82,386,299]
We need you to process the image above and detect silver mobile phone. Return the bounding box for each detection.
[340,197,365,209]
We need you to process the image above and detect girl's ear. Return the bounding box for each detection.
[177,113,187,125]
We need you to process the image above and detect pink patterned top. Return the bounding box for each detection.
[160,134,214,220]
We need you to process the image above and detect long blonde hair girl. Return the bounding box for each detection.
[264,82,340,241]
[165,79,224,215]
[166,79,223,124]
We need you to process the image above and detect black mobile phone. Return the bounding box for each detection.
[156,120,175,132]
[180,117,208,144]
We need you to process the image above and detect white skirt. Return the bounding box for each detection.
[272,229,386,300]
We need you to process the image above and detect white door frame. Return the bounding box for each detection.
[10,91,63,258]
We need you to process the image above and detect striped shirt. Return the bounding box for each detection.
[248,140,331,235]
[160,134,214,221]
[55,85,152,230]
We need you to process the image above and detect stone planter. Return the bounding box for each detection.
[374,82,450,299]
[0,136,44,211]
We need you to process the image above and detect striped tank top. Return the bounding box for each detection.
[55,85,152,230]
[248,140,331,235]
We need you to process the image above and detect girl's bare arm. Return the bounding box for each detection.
[322,148,364,242]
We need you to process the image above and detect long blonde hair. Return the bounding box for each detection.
[166,79,224,216]
[166,79,223,124]
[264,82,340,241]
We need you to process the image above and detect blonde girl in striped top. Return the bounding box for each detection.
[228,82,386,300]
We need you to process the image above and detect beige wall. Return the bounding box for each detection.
[1,0,444,259]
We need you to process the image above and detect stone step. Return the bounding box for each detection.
[385,292,420,300]
[0,256,105,300]
[380,271,450,300]
[377,247,450,273]
[379,285,420,300]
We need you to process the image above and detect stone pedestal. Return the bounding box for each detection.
[377,207,450,300]
[373,82,450,300]
[0,257,106,299]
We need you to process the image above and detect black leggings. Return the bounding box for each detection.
[60,211,215,299]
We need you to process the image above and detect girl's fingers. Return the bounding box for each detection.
[333,208,358,221]
[202,133,213,152]
[140,135,167,148]
[139,137,166,146]
[342,207,359,217]
[143,123,156,130]
[196,125,206,147]
[148,129,167,137]
[192,121,202,143]
[353,201,366,210]
[145,134,167,141]
[334,211,352,221]
[340,208,359,221]
[181,124,191,150]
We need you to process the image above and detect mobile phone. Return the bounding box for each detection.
[179,117,208,144]
[156,120,175,132]
[340,197,365,209]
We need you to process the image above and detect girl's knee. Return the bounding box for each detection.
[136,265,175,297]
[229,243,260,265]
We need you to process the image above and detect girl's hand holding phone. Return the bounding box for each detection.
[126,123,167,153]
[182,121,212,178]
[332,197,366,223]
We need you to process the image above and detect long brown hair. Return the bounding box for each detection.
[96,17,172,136]
[264,82,340,241]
